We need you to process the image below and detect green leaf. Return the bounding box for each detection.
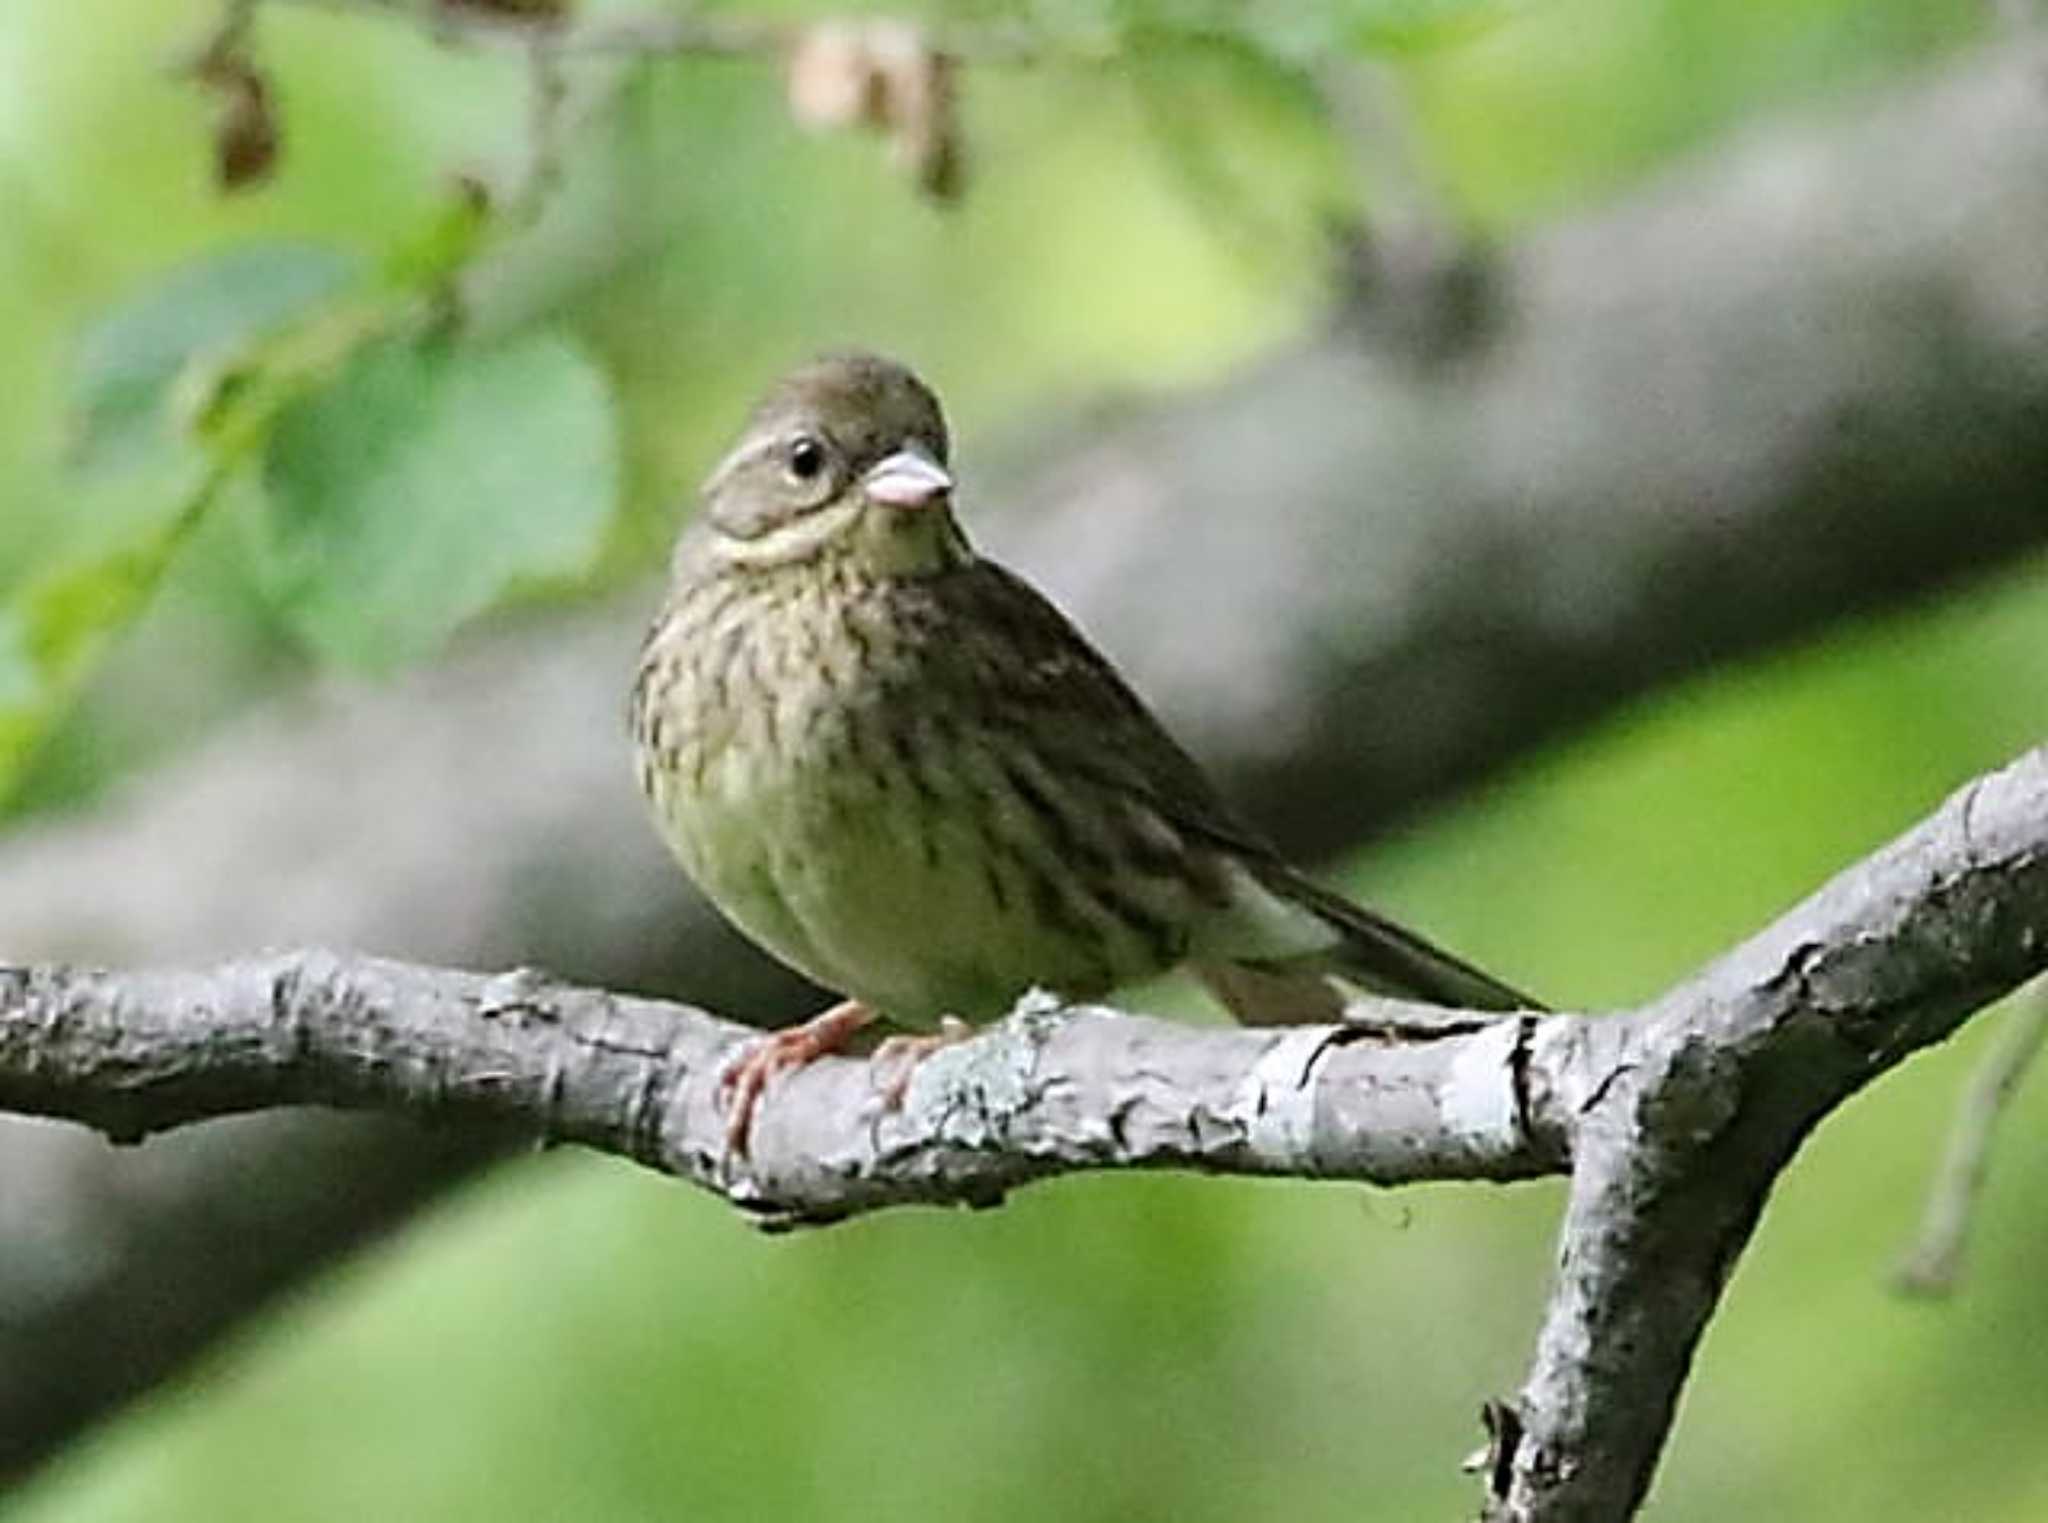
[0,475,218,801]
[260,331,618,671]
[71,243,364,473]
[6,245,361,804]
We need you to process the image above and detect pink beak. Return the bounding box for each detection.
[862,447,953,508]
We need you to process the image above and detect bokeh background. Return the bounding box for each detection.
[4,0,2047,1518]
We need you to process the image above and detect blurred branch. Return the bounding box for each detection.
[266,0,787,58]
[8,30,2048,1487]
[5,747,2047,1523]
[1318,59,1496,366]
[0,1109,504,1475]
[994,36,2048,849]
[181,0,1009,235]
[262,0,1078,64]
[1892,984,2048,1296]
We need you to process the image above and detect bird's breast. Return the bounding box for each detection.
[635,571,1200,1023]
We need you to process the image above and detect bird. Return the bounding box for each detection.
[631,352,1537,1154]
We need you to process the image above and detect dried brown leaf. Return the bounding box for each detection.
[785,19,964,203]
[195,48,279,192]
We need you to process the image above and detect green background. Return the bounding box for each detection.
[4,0,2044,1518]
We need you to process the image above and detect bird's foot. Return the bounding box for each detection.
[870,1015,973,1114]
[718,999,876,1159]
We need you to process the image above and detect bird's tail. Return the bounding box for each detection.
[1196,866,1541,1025]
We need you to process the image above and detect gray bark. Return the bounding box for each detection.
[4,32,2048,1488]
[6,744,2045,1519]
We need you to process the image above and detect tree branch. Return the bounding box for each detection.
[5,745,2045,1517]
[0,961,1558,1226]
[1490,748,2048,1519]
[263,0,1094,65]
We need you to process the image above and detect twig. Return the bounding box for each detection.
[262,0,1092,66]
[510,26,573,221]
[1892,985,2048,1296]
[1318,57,1456,254]
[177,0,261,75]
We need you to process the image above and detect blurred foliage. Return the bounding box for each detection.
[259,327,614,668]
[0,0,1986,805]
[0,0,2038,1519]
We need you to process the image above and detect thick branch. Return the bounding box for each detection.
[5,745,2046,1523]
[1491,749,2048,1520]
[0,963,1560,1224]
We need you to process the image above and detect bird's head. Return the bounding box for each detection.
[690,352,969,579]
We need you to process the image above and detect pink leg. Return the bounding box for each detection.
[718,999,875,1157]
[870,1015,973,1113]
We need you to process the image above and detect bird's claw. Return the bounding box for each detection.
[869,1015,973,1114]
[717,999,875,1159]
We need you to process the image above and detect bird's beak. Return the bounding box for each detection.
[861,447,952,509]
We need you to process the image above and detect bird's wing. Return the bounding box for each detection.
[942,560,1541,1016]
[1248,864,1541,1012]
[936,560,1281,863]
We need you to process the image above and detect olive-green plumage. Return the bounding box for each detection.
[632,353,1536,1041]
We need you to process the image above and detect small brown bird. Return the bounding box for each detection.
[632,353,1536,1152]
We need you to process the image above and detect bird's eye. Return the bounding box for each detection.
[786,436,827,483]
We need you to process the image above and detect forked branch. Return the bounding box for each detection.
[3,745,2045,1520]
